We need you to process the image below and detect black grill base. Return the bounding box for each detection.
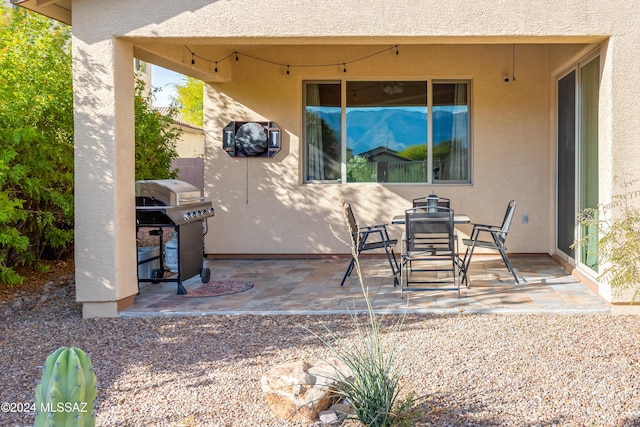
[136,220,209,295]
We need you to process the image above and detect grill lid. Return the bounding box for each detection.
[135,179,202,206]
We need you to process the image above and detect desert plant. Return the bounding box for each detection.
[316,198,416,426]
[34,346,97,427]
[323,312,415,426]
[575,182,640,303]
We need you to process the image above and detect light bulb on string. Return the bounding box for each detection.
[183,43,401,77]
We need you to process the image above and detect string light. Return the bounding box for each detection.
[183,44,399,76]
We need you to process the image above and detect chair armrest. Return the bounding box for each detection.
[358,227,390,243]
[361,224,389,231]
[473,223,500,229]
[472,224,501,232]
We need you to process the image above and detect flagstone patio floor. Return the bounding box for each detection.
[121,254,612,317]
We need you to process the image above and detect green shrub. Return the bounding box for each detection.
[134,78,181,181]
[0,7,181,285]
[576,183,640,302]
[0,6,74,283]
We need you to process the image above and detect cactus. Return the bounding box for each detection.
[34,346,97,427]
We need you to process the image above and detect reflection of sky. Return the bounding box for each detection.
[434,105,467,113]
[307,105,468,154]
[346,106,426,113]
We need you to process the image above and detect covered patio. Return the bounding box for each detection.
[121,255,610,317]
[13,0,640,317]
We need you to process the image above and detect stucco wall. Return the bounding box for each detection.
[175,128,204,158]
[202,44,578,255]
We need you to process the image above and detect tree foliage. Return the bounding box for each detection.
[398,144,427,161]
[0,6,180,285]
[175,76,203,127]
[0,5,74,283]
[134,78,181,181]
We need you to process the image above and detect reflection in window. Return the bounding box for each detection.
[304,80,470,183]
[433,83,469,181]
[305,83,341,181]
[346,81,427,183]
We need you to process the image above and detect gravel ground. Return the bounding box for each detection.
[1,279,639,427]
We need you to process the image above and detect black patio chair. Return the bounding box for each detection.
[401,206,460,298]
[461,200,519,286]
[340,202,399,287]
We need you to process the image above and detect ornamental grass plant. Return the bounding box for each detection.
[314,198,417,426]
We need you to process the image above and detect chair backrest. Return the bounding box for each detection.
[404,206,454,252]
[342,202,359,246]
[498,200,517,243]
[412,196,451,209]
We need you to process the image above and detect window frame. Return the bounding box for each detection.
[303,78,472,185]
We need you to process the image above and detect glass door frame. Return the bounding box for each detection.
[555,50,600,276]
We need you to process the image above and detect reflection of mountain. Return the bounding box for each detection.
[316,108,468,156]
[346,110,426,154]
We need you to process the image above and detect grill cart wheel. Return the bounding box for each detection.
[200,268,211,283]
[151,268,163,284]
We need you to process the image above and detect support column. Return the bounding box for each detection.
[72,37,138,317]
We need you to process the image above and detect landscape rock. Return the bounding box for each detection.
[261,358,352,422]
[330,402,352,416]
[318,409,339,425]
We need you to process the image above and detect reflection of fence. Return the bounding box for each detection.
[347,160,428,182]
[388,160,427,182]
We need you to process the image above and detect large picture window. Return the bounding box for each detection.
[304,80,470,183]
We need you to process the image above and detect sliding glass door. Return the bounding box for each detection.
[556,55,599,272]
[578,57,599,270]
[557,70,576,258]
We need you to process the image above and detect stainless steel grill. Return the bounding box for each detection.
[135,179,214,295]
[135,179,215,225]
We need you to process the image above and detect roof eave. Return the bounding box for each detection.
[11,0,72,25]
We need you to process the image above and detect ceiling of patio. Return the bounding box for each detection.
[132,37,606,84]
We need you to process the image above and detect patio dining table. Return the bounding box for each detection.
[391,213,471,225]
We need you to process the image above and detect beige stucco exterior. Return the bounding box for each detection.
[16,0,640,316]
[175,127,204,159]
